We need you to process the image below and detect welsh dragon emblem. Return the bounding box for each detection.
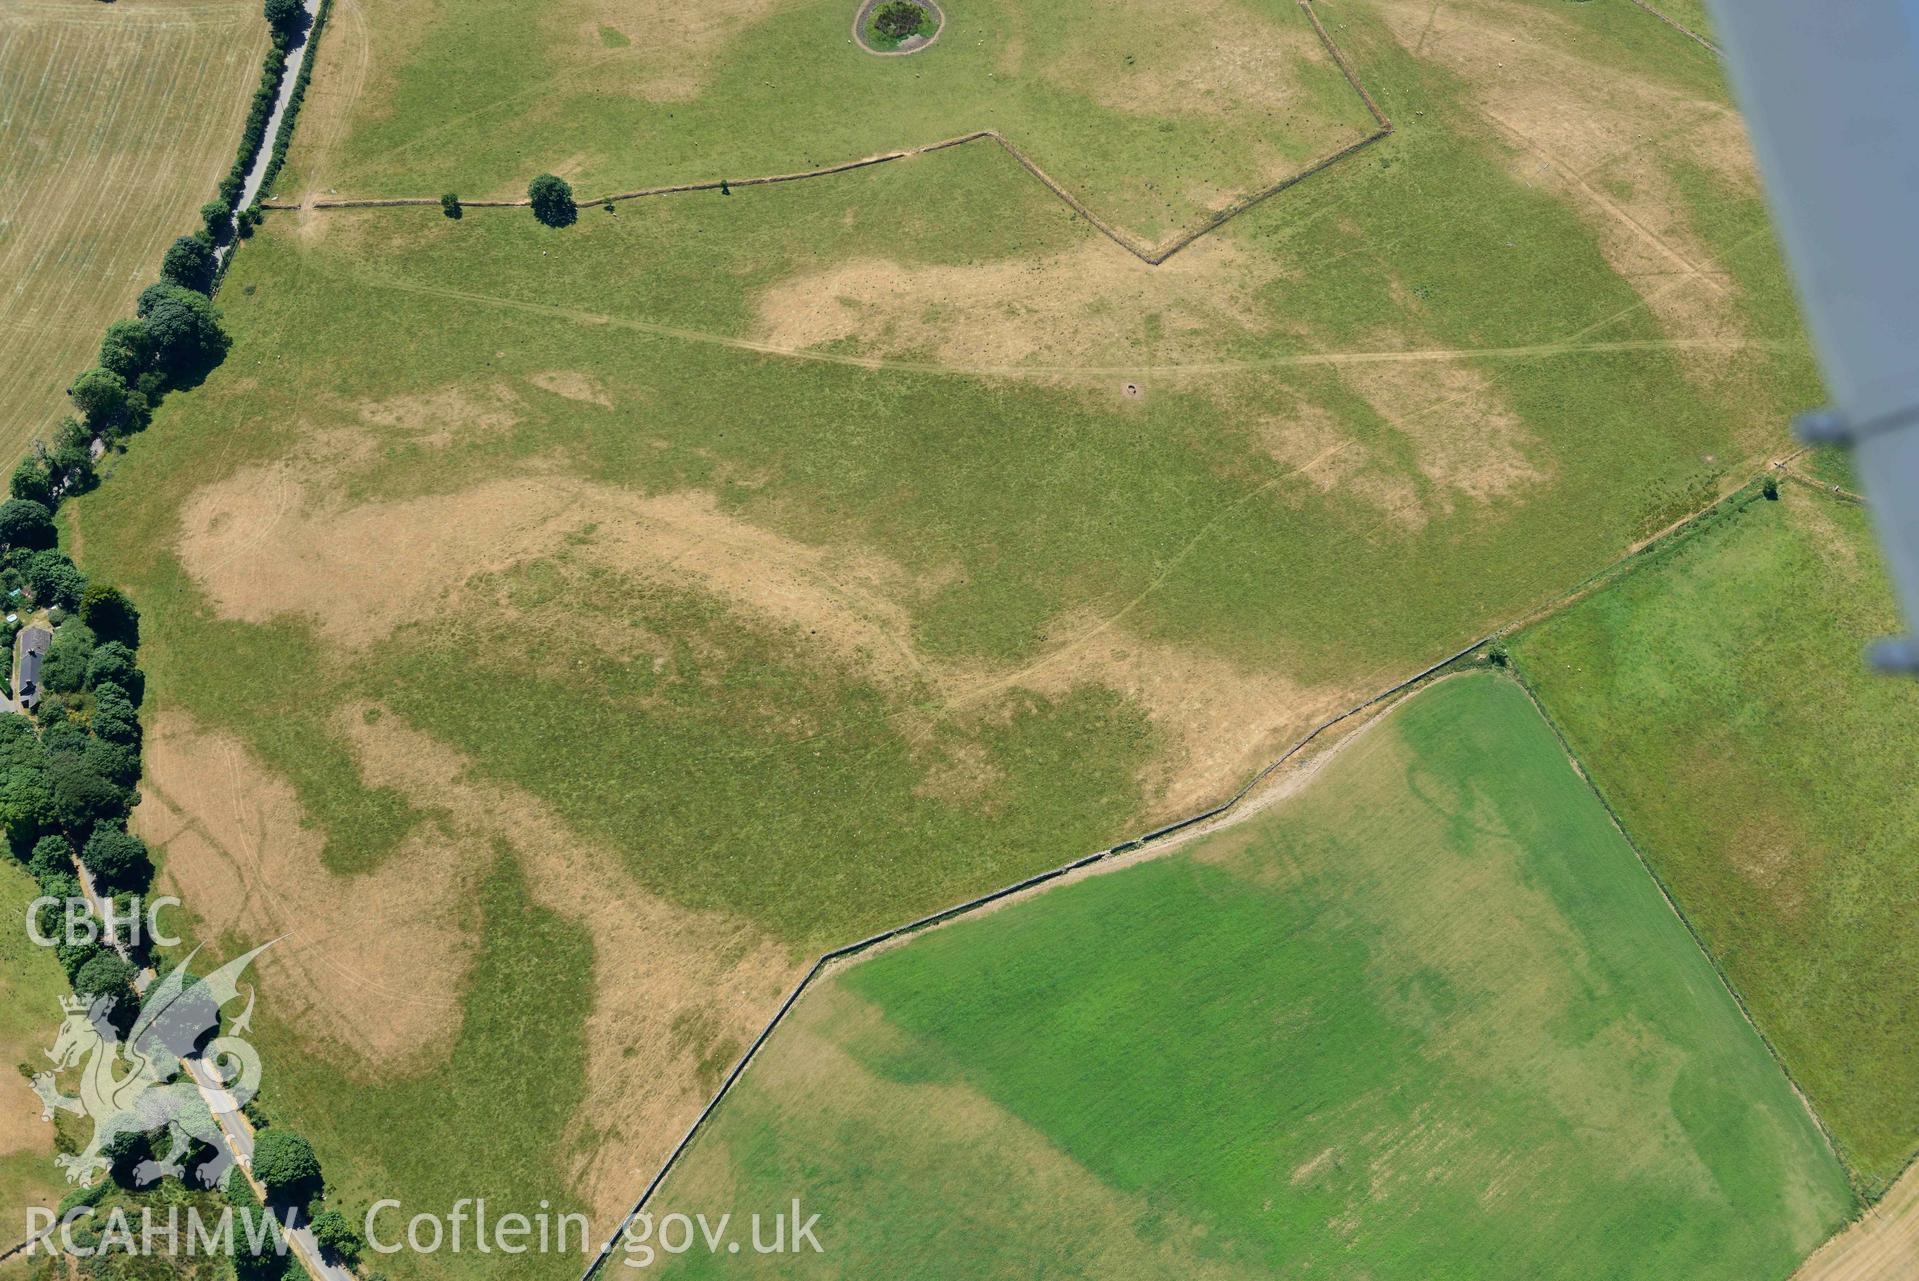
[30,942,273,1190]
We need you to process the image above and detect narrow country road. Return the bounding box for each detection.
[218,0,325,263]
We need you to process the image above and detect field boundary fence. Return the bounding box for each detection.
[1505,670,1855,1188]
[578,451,1847,1278]
[578,629,1487,1278]
[1626,0,1722,56]
[282,1,1392,267]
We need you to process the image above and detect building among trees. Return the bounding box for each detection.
[14,624,50,709]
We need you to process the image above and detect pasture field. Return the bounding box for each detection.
[57,0,1835,1265]
[277,0,1381,243]
[645,674,1852,1279]
[0,0,269,456]
[0,862,68,1241]
[1513,485,1919,1193]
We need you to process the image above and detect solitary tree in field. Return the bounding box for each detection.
[441,192,462,219]
[528,173,577,228]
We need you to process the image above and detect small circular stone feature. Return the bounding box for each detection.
[1123,382,1141,398]
[855,0,944,55]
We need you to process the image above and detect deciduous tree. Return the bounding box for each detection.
[26,551,88,611]
[251,1130,322,1203]
[310,1209,364,1264]
[68,368,139,434]
[137,283,230,380]
[0,499,55,552]
[160,232,217,294]
[79,585,139,648]
[83,826,151,892]
[8,458,52,507]
[528,173,577,228]
[74,951,137,1007]
[98,319,153,381]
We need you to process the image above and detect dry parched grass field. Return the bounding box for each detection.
[0,0,269,456]
[46,0,1892,1276]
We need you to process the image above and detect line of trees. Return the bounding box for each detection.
[1,3,367,1275]
[203,0,320,243]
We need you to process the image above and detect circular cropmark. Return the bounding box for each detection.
[854,0,944,55]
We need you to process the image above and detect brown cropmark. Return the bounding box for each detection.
[333,707,801,1222]
[526,369,614,407]
[575,0,796,103]
[135,714,483,1071]
[1339,358,1552,519]
[178,463,574,649]
[174,457,945,671]
[355,383,523,445]
[1375,0,1751,358]
[1791,1163,1919,1281]
[659,983,1268,1281]
[0,1075,47,1160]
[174,448,1353,819]
[1050,0,1344,126]
[751,236,1292,374]
[1724,811,1810,921]
[1783,481,1865,573]
[1254,399,1425,529]
[994,607,1354,820]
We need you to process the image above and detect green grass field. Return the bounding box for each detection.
[646,674,1852,1278]
[0,862,70,1240]
[1641,0,1717,45]
[1513,485,1919,1194]
[282,0,1378,241]
[51,0,1841,1262]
